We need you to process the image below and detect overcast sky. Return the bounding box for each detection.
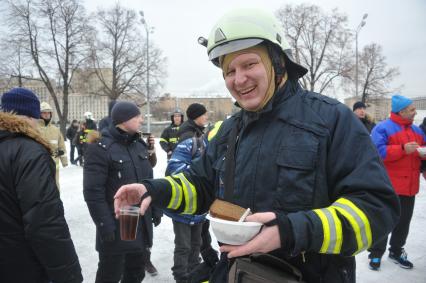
[80,0,426,99]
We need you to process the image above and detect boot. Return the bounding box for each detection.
[145,249,158,276]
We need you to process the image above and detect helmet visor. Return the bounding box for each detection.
[208,38,263,62]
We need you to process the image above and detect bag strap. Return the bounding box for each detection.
[223,118,242,201]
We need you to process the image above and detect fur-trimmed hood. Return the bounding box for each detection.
[0,112,52,154]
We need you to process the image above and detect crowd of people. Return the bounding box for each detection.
[0,7,424,283]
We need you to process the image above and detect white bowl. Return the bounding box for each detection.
[207,214,262,245]
[417,147,426,154]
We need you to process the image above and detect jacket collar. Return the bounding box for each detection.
[390,112,413,126]
[105,124,140,144]
[0,112,52,153]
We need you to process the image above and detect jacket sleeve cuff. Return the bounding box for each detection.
[275,212,295,255]
[142,179,172,209]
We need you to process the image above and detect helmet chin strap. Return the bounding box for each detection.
[266,43,287,90]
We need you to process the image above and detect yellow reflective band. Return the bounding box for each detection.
[313,209,330,253]
[160,138,168,143]
[176,173,197,214]
[313,207,343,254]
[165,176,183,210]
[327,207,343,254]
[336,198,372,253]
[208,121,223,141]
[332,198,372,255]
[169,137,178,143]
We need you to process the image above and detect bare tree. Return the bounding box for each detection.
[90,3,166,104]
[0,39,38,87]
[357,43,400,102]
[6,0,91,135]
[276,4,353,94]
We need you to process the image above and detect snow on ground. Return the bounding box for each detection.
[60,140,426,282]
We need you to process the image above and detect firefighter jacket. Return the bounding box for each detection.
[83,125,162,253]
[143,81,400,283]
[160,117,183,158]
[371,112,426,196]
[38,119,68,167]
[0,112,82,283]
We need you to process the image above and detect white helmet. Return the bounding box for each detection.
[40,102,53,112]
[84,111,93,119]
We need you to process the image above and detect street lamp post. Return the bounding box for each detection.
[355,13,368,99]
[140,11,152,132]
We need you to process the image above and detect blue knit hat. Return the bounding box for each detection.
[111,101,141,125]
[1,87,40,119]
[391,94,412,113]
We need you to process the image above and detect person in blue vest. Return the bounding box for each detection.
[164,103,211,283]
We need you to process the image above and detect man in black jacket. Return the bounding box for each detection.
[83,101,161,283]
[0,87,83,283]
[66,119,80,164]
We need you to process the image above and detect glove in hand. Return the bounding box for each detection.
[152,216,162,227]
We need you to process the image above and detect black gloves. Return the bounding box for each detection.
[101,232,115,242]
[54,150,65,157]
[152,216,162,227]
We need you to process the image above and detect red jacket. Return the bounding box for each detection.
[371,112,426,196]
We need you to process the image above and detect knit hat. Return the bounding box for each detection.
[353,101,366,111]
[186,103,207,120]
[392,94,412,113]
[111,101,141,125]
[1,87,40,118]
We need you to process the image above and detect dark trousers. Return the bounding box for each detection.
[95,252,145,283]
[74,145,84,165]
[369,195,415,258]
[200,220,212,252]
[171,220,203,282]
[70,144,77,162]
[200,220,218,265]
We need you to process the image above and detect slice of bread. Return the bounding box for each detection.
[209,199,249,221]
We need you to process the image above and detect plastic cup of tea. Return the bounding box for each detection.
[119,206,140,241]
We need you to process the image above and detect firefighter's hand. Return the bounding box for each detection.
[220,212,281,258]
[114,183,151,218]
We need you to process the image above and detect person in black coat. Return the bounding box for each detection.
[99,100,117,131]
[83,101,161,283]
[419,117,426,135]
[0,87,83,283]
[66,119,80,164]
[353,101,376,133]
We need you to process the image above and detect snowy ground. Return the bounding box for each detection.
[60,140,426,282]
